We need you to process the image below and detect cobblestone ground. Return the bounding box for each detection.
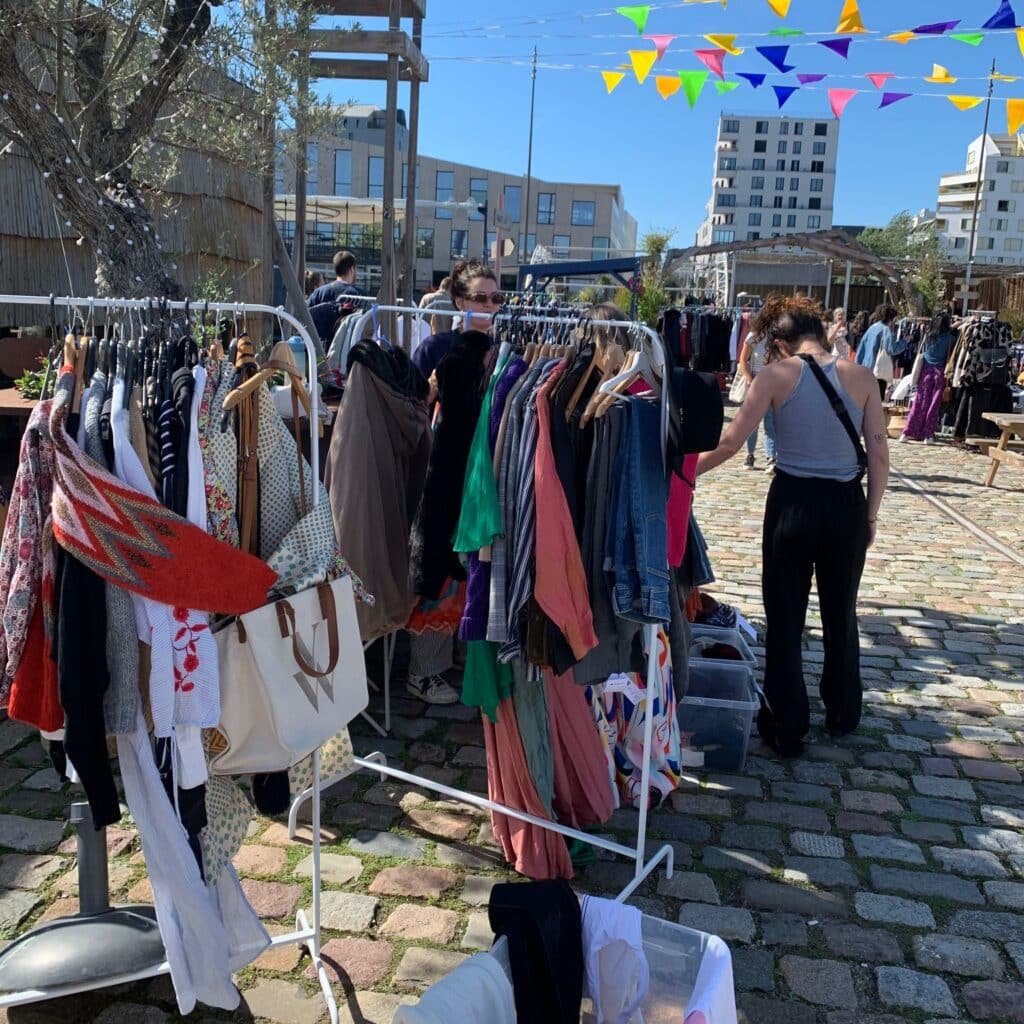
[0,438,1022,1024]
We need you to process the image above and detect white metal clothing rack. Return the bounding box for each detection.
[289,306,677,902]
[0,293,342,1024]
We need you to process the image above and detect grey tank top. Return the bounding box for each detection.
[773,359,865,482]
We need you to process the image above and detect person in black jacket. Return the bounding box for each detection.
[308,250,365,346]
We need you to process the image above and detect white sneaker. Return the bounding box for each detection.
[924,437,934,445]
[407,674,460,705]
[898,435,910,444]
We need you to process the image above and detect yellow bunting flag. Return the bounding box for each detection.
[767,0,791,16]
[602,71,627,94]
[656,75,683,99]
[1009,98,1024,134]
[836,0,868,34]
[1018,26,1024,58]
[948,96,984,111]
[629,49,658,84]
[886,31,916,44]
[993,72,1020,82]
[925,64,958,84]
[705,34,744,55]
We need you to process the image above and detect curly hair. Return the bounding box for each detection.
[752,293,829,362]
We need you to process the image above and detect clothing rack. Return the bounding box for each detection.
[0,293,342,1024]
[289,305,677,902]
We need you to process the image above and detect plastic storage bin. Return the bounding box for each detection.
[689,623,757,669]
[678,659,759,772]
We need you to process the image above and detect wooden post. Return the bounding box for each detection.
[842,259,853,313]
[377,0,401,342]
[293,66,309,303]
[401,14,422,307]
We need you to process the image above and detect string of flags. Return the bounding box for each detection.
[603,0,1024,134]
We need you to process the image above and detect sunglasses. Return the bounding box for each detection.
[466,292,505,306]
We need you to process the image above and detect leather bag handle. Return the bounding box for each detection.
[275,582,339,678]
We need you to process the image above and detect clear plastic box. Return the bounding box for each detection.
[678,659,759,772]
[689,623,757,669]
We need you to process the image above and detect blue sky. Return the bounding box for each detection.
[316,1,1024,247]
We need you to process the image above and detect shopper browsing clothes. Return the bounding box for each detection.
[737,328,776,471]
[856,303,905,401]
[900,312,954,445]
[697,295,890,758]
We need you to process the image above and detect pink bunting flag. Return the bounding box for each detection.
[695,48,728,80]
[829,88,857,118]
[866,72,895,90]
[819,38,853,59]
[644,34,677,61]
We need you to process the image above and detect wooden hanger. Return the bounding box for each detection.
[222,340,321,436]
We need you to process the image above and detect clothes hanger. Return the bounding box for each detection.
[222,339,315,421]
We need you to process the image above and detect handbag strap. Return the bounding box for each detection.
[798,355,868,481]
[275,582,340,678]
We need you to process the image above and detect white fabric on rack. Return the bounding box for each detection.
[580,895,649,1024]
[393,952,515,1024]
[117,709,269,1015]
[683,935,737,1024]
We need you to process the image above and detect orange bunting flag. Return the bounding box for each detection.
[705,34,744,55]
[948,96,984,111]
[602,71,626,93]
[644,35,678,61]
[656,75,683,99]
[695,48,728,80]
[629,49,658,84]
[829,88,857,117]
[767,0,791,15]
[1009,98,1024,134]
[836,0,868,34]
[886,31,916,44]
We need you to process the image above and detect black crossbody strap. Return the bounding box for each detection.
[798,355,868,480]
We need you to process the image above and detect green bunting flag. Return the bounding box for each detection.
[678,69,710,107]
[616,5,651,35]
[950,32,986,45]
[769,27,803,37]
[715,80,741,94]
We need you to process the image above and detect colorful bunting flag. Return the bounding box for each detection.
[913,21,961,34]
[766,0,791,15]
[628,49,658,84]
[655,75,682,99]
[829,88,857,117]
[602,71,626,94]
[982,0,1018,30]
[948,96,984,111]
[695,49,728,80]
[769,28,803,37]
[1019,26,1024,57]
[757,45,796,73]
[705,34,743,56]
[644,35,678,61]
[678,69,710,108]
[819,38,853,59]
[836,0,868,34]
[616,5,651,35]
[951,33,986,46]
[797,74,826,84]
[1009,97,1024,134]
[879,92,912,109]
[866,73,894,89]
[737,72,767,88]
[994,72,1020,82]
[715,80,741,94]
[886,32,916,44]
[925,64,958,85]
[773,85,799,108]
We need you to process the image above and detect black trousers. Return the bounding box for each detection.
[761,471,869,744]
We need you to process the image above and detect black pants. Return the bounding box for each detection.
[761,471,869,745]
[877,379,887,402]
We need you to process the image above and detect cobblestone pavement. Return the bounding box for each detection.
[0,437,1021,1024]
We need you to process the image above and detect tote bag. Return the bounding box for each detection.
[209,575,368,775]
[727,373,748,404]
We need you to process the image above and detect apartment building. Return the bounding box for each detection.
[696,114,840,247]
[276,105,637,290]
[935,133,1024,266]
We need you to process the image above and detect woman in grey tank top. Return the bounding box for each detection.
[696,296,890,759]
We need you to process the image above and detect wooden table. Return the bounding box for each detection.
[981,412,1024,487]
[0,389,37,422]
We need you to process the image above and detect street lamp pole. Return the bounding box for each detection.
[522,47,538,262]
[963,60,997,317]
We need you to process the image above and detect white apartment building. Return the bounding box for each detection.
[696,114,840,247]
[935,133,1024,266]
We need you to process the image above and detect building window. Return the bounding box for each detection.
[718,156,738,171]
[980,237,995,250]
[753,158,765,170]
[553,234,571,258]
[793,142,802,155]
[1013,181,1024,193]
[811,161,825,173]
[470,177,488,220]
[815,122,828,136]
[779,122,790,135]
[333,149,352,195]
[962,218,973,230]
[810,178,824,192]
[721,213,735,224]
[526,233,537,256]
[592,235,610,258]
[787,197,798,209]
[306,143,319,193]
[751,176,765,190]
[713,228,736,243]
[749,213,762,226]
[813,141,827,155]
[809,198,821,209]
[450,229,468,259]
[486,231,496,258]
[571,200,596,226]
[750,195,763,208]
[987,180,996,191]
[416,227,434,259]
[537,192,556,225]
[771,214,782,227]
[755,120,769,134]
[997,160,1011,173]
[776,159,786,171]
[778,141,788,153]
[1006,237,1023,251]
[788,160,798,172]
[723,118,740,133]
[990,218,1008,231]
[998,199,1015,212]
[953,237,967,249]
[435,170,454,218]
[773,196,784,208]
[787,214,797,227]
[808,215,821,229]
[790,178,800,191]
[794,122,804,135]
[717,194,737,207]
[504,185,522,223]
[747,231,761,240]
[367,155,384,199]
[775,177,785,190]
[754,140,767,153]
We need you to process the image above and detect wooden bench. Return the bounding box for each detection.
[967,436,1024,455]
[981,413,1024,487]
